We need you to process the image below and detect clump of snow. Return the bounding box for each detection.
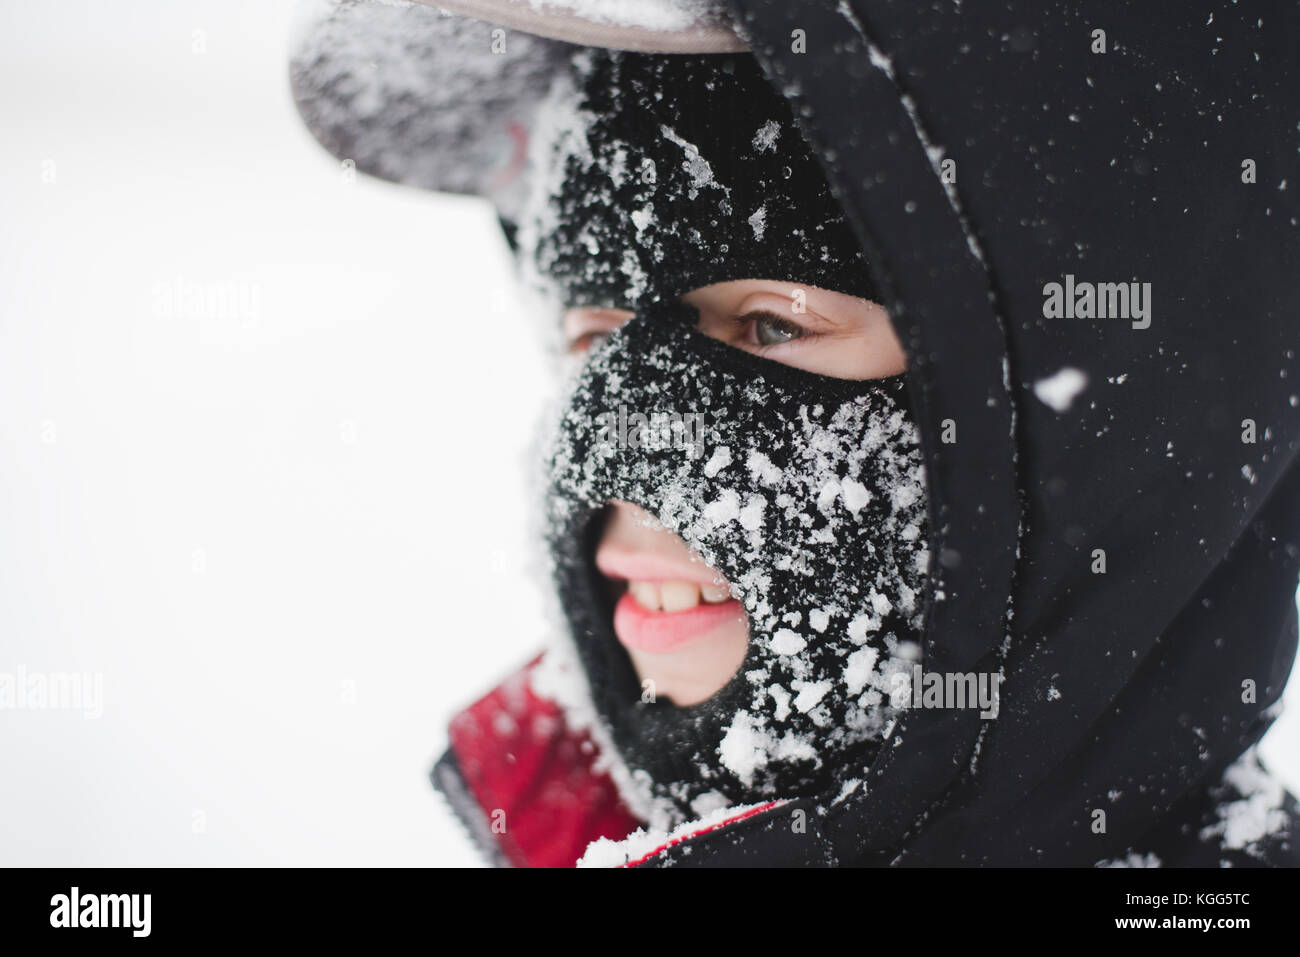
[846,613,878,645]
[840,477,871,514]
[768,684,792,721]
[630,202,655,237]
[738,494,766,531]
[659,124,731,200]
[744,450,783,487]
[832,778,862,805]
[703,489,741,527]
[1033,366,1089,412]
[703,445,732,477]
[895,639,922,661]
[1096,851,1162,868]
[792,680,831,713]
[771,629,807,656]
[689,789,730,818]
[1199,747,1289,855]
[718,711,770,783]
[752,119,781,153]
[843,647,879,695]
[577,799,782,868]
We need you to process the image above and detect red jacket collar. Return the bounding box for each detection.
[441,653,780,867]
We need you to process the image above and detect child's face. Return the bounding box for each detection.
[563,279,906,706]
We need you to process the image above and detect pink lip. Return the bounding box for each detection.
[612,592,746,654]
[595,545,725,587]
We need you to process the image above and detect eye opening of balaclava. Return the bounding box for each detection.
[518,48,932,827]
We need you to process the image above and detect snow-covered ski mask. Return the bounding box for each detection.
[525,49,931,822]
[510,49,880,313]
[544,299,930,821]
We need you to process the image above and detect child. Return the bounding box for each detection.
[292,0,1300,867]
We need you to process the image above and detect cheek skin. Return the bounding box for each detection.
[805,310,907,380]
[563,307,634,350]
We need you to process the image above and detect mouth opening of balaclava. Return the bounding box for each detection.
[516,48,932,826]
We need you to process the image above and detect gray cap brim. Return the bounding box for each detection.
[430,0,748,53]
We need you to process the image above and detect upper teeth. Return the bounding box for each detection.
[628,580,732,612]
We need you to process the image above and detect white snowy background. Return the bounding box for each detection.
[0,0,1296,866]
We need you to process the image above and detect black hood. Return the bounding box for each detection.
[640,0,1300,866]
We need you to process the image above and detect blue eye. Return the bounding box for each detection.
[745,310,806,346]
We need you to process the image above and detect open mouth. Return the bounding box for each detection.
[594,527,748,655]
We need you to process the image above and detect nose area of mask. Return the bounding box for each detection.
[544,297,932,823]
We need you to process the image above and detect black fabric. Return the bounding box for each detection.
[636,796,840,867]
[544,296,929,824]
[512,50,880,313]
[622,0,1300,867]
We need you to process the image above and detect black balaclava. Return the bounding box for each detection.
[517,49,931,826]
[511,49,880,312]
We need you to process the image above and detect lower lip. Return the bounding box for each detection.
[612,591,747,654]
